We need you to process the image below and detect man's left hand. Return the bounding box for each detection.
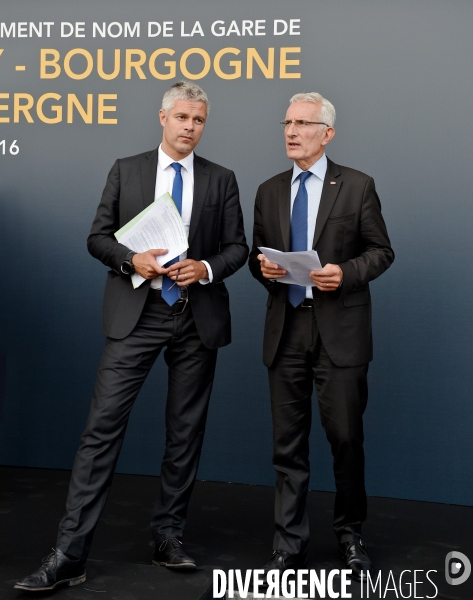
[310,263,343,291]
[168,259,208,286]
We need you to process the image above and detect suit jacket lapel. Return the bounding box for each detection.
[140,147,158,210]
[188,154,210,247]
[278,169,293,252]
[312,158,342,248]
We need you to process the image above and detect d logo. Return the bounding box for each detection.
[445,551,471,586]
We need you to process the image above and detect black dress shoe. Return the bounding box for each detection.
[261,550,307,576]
[14,548,86,591]
[152,538,196,571]
[339,539,372,581]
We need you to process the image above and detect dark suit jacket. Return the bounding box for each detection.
[249,158,394,368]
[88,148,248,348]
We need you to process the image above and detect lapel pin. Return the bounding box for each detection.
[330,181,337,185]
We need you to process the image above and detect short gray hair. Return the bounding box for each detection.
[289,92,336,127]
[161,81,210,114]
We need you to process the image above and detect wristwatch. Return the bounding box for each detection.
[121,251,137,275]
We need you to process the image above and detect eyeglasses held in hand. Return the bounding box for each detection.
[172,286,189,316]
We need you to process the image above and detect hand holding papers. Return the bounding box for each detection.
[258,247,323,288]
[115,193,188,289]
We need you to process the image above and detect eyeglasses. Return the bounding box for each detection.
[172,286,189,316]
[280,120,329,130]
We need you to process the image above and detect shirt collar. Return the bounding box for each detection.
[158,144,194,173]
[291,153,327,184]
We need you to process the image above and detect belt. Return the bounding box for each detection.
[147,288,166,301]
[297,298,314,308]
[147,287,189,314]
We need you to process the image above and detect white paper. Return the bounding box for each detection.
[115,193,188,289]
[259,247,323,288]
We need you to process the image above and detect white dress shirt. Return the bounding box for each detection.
[290,153,327,298]
[150,145,212,289]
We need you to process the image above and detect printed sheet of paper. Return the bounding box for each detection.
[115,193,188,289]
[259,247,323,288]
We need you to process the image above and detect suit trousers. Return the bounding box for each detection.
[269,302,368,555]
[56,291,218,560]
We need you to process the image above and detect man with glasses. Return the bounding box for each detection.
[249,92,394,580]
[15,81,248,592]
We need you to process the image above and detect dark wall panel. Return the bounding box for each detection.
[0,0,472,506]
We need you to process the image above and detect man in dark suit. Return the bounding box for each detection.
[15,81,248,592]
[249,92,394,581]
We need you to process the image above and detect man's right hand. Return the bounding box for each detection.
[257,253,287,279]
[132,249,170,279]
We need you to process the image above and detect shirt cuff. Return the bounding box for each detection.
[199,260,213,285]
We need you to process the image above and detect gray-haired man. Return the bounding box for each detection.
[249,92,393,580]
[15,81,248,592]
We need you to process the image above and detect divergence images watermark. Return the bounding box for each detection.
[211,551,471,599]
[445,551,471,586]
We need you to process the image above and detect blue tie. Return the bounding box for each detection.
[162,163,183,306]
[287,171,312,307]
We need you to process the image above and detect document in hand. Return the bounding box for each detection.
[258,247,323,288]
[115,193,188,289]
